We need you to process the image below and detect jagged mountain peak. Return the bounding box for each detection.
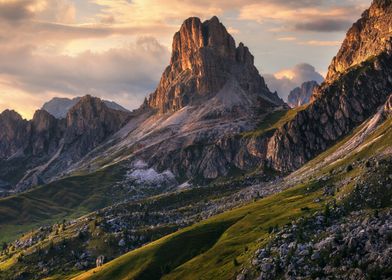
[147,16,283,114]
[0,110,29,160]
[171,16,236,66]
[371,0,392,11]
[64,95,131,147]
[287,81,319,108]
[0,109,24,121]
[31,110,58,134]
[325,0,392,83]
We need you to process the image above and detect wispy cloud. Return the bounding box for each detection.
[299,40,341,46]
[264,63,324,100]
[239,2,368,32]
[0,0,372,118]
[277,37,297,41]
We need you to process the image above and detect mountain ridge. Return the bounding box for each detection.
[325,0,392,83]
[0,95,131,192]
[42,96,130,119]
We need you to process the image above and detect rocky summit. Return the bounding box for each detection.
[287,81,319,108]
[147,16,283,114]
[267,0,392,171]
[325,0,392,83]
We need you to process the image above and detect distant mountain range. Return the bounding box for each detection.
[287,80,319,108]
[42,97,129,119]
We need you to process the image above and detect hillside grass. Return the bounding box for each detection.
[241,105,307,138]
[0,165,125,243]
[73,178,325,280]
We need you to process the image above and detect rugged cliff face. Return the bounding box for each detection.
[0,110,29,159]
[267,0,392,172]
[287,81,319,108]
[147,16,283,113]
[29,110,65,157]
[68,16,286,181]
[268,46,392,172]
[325,0,392,83]
[64,95,130,159]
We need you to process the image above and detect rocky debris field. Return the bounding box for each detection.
[238,156,392,280]
[248,208,392,280]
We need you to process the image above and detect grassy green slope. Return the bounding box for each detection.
[73,178,325,280]
[0,166,124,243]
[73,116,392,280]
[241,105,307,138]
[0,106,304,245]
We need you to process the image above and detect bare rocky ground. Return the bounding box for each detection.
[239,156,392,280]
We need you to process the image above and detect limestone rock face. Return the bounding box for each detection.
[325,0,392,83]
[147,16,283,113]
[263,0,392,172]
[267,51,392,171]
[64,95,130,159]
[287,81,319,108]
[30,110,65,156]
[384,94,392,117]
[0,110,29,159]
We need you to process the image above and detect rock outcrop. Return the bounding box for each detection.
[147,16,283,113]
[325,0,392,84]
[29,110,65,156]
[287,81,319,108]
[0,110,29,159]
[268,49,392,171]
[64,95,130,159]
[267,0,392,171]
[384,94,392,117]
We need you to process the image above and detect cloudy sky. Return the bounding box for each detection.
[0,0,371,118]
